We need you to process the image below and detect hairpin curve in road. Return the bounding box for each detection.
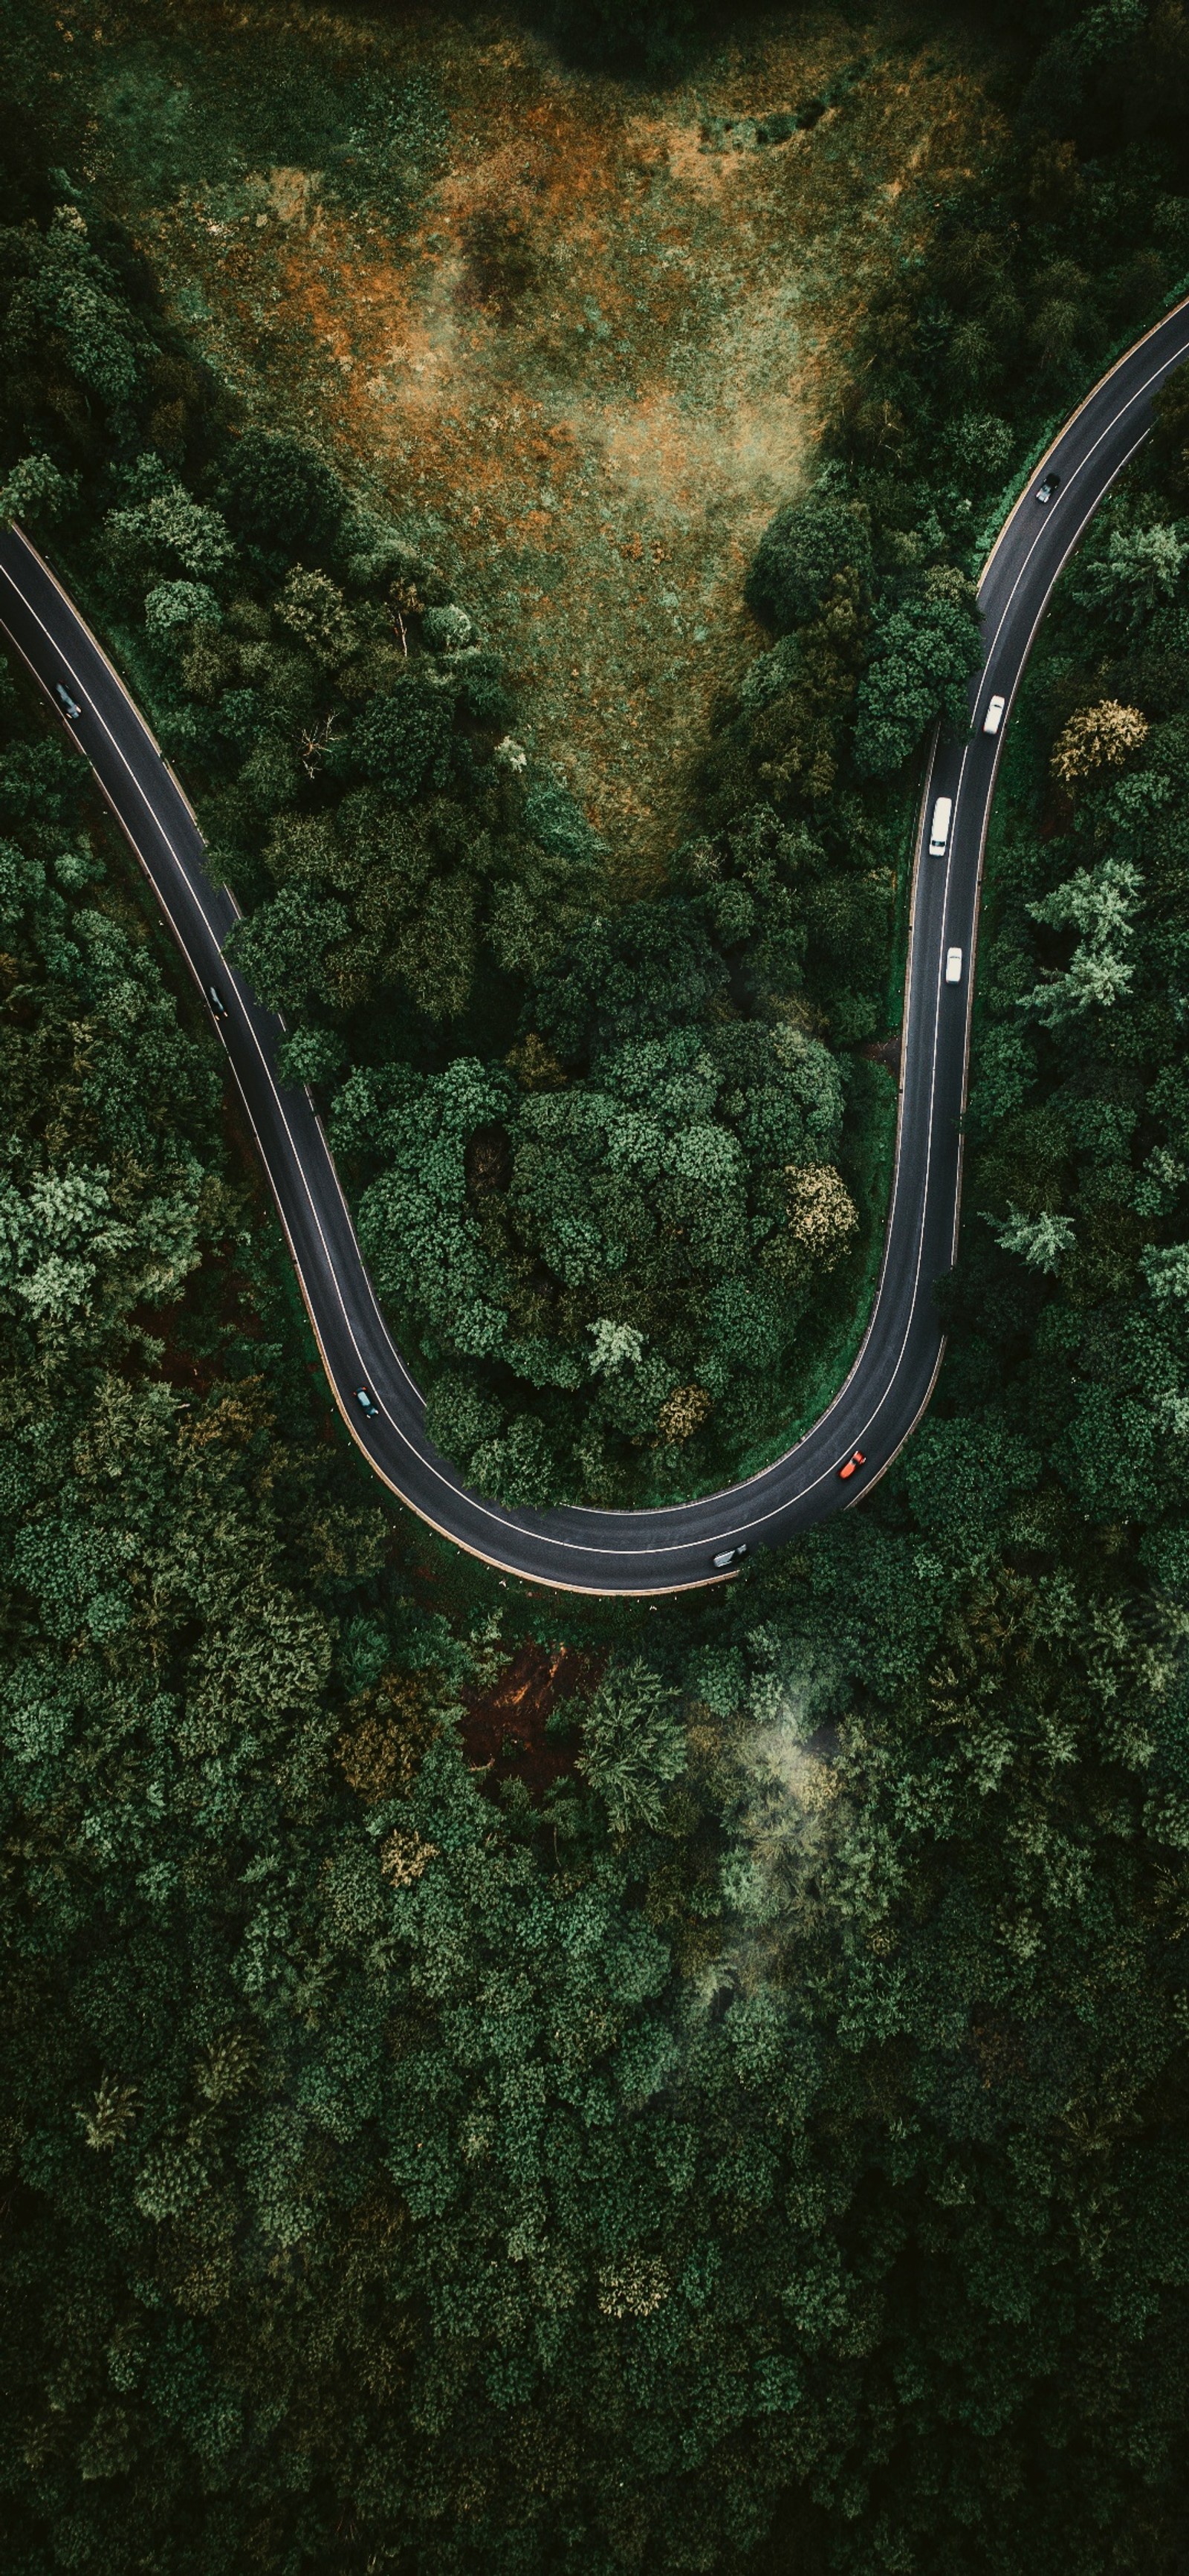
[3,297,1188,1591]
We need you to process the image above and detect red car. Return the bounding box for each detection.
[838,1450,866,1482]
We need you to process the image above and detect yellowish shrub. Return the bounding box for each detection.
[1052,699,1148,785]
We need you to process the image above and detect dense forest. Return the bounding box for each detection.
[4,2,1189,2571]
[1,0,977,1510]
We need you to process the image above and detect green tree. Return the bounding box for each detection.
[1021,853,1141,1022]
[983,1201,1076,1271]
[227,883,349,1013]
[216,427,344,568]
[745,487,872,633]
[853,567,983,774]
[0,448,78,529]
[1072,518,1189,626]
[577,1658,687,1829]
[346,672,455,800]
[4,202,143,413]
[276,1025,346,1089]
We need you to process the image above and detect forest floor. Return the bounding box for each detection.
[53,0,1002,884]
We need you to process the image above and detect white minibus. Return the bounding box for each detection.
[929,796,952,857]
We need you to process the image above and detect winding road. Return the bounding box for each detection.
[4,300,1189,1592]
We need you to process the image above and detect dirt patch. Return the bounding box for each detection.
[77,4,1002,884]
[459,1637,603,1799]
[861,1032,902,1080]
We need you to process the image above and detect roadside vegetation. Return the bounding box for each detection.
[43,0,999,876]
[1,0,1017,1505]
[4,5,1189,2573]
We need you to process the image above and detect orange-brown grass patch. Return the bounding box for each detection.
[80,4,1003,879]
[459,1637,603,1800]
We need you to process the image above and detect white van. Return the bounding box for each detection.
[929,796,952,857]
[945,947,963,985]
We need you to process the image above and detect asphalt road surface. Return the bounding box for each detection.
[4,299,1189,1592]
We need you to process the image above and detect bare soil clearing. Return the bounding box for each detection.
[459,1638,601,1799]
[71,2,1000,880]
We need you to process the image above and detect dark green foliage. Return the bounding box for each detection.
[3,691,1188,2560]
[533,0,704,76]
[745,488,872,635]
[853,567,984,774]
[522,773,603,865]
[335,1011,859,1502]
[532,896,728,1061]
[423,1367,505,1466]
[577,1655,686,1827]
[6,22,1189,2572]
[0,92,901,1512]
[1019,0,1189,158]
[216,427,345,571]
[5,204,144,412]
[953,420,1189,1589]
[346,669,456,799]
[227,881,350,1013]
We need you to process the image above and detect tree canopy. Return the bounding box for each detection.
[6,7,1189,2567]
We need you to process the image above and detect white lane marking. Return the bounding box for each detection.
[977,296,1189,594]
[0,551,1054,1557]
[519,356,1189,1537]
[0,519,1043,1554]
[2,544,899,1554]
[874,357,1188,1362]
[4,550,736,1561]
[4,319,1184,1571]
[977,328,1189,667]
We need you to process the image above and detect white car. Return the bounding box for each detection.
[945,947,963,985]
[982,694,1005,736]
[929,795,953,857]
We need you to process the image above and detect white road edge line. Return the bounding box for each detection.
[3,300,1186,1583]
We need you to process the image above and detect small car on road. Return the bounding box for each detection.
[838,1450,866,1482]
[945,947,964,984]
[207,983,228,1018]
[982,694,1006,736]
[55,681,82,723]
[1036,473,1060,505]
[711,1544,748,1570]
[354,1386,380,1420]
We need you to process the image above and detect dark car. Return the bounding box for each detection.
[1035,473,1060,505]
[55,681,82,722]
[207,983,228,1018]
[354,1386,380,1420]
[838,1450,866,1481]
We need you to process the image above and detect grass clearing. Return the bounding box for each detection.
[11,0,1009,1499]
[48,0,1002,880]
